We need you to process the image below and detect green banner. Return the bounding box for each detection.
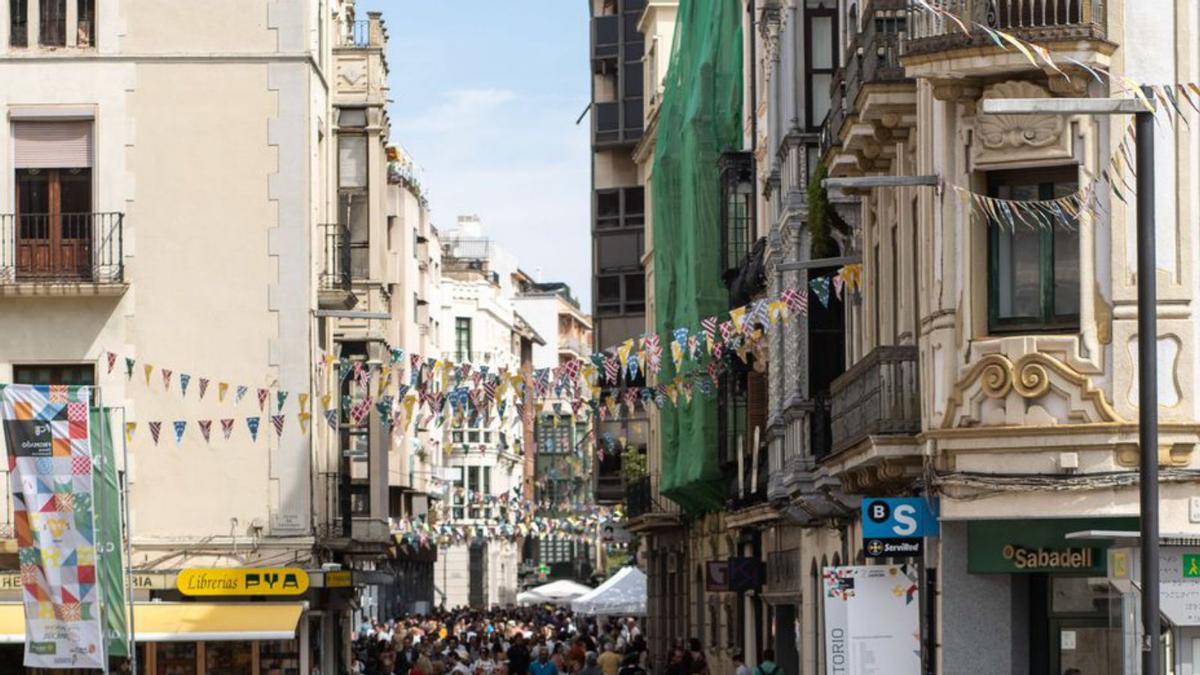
[91,408,129,658]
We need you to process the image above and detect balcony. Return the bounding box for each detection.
[0,212,125,296]
[830,346,920,455]
[319,223,356,310]
[902,0,1107,57]
[625,475,681,532]
[339,17,385,48]
[596,472,624,505]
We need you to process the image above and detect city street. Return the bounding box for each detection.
[0,1,1192,674]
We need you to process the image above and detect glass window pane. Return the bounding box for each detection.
[625,274,645,303]
[338,108,367,128]
[598,232,642,271]
[995,226,1042,320]
[39,0,64,46]
[1054,224,1080,316]
[625,187,645,215]
[810,74,832,126]
[11,0,28,48]
[810,16,833,69]
[338,135,368,188]
[597,276,621,303]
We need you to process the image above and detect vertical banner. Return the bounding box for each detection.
[822,565,920,675]
[1,384,106,669]
[92,408,129,658]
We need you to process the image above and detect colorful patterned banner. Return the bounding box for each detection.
[0,384,106,669]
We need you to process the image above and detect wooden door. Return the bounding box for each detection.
[15,168,91,280]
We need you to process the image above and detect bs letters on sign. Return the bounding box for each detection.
[861,498,939,559]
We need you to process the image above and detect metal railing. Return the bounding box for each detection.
[830,345,920,454]
[726,444,770,509]
[341,20,373,47]
[626,474,681,519]
[903,0,1106,55]
[320,223,351,292]
[0,212,123,284]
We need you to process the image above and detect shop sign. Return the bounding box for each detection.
[177,568,310,596]
[967,518,1136,574]
[862,498,939,539]
[0,572,174,592]
[325,570,352,588]
[865,538,922,559]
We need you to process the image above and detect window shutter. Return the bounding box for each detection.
[13,121,93,168]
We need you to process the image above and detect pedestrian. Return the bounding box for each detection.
[509,634,533,675]
[619,650,648,675]
[597,642,621,675]
[578,652,603,675]
[686,639,708,675]
[753,650,780,675]
[530,646,560,675]
[732,652,750,675]
[664,648,688,675]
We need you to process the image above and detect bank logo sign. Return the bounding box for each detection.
[862,498,938,559]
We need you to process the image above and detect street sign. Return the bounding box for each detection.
[1184,554,1200,578]
[862,498,939,539]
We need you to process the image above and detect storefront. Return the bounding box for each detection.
[0,601,307,674]
[946,517,1137,675]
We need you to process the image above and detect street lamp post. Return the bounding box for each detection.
[983,92,1159,674]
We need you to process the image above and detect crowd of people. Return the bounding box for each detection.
[351,609,649,675]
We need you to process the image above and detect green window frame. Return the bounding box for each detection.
[986,167,1080,334]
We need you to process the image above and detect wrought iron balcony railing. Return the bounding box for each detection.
[903,0,1106,56]
[829,345,920,455]
[0,212,123,284]
[626,474,681,520]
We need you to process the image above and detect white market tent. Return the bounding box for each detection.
[570,566,647,616]
[516,579,594,605]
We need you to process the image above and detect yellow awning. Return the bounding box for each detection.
[0,602,304,643]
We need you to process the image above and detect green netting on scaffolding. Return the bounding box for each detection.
[651,0,742,515]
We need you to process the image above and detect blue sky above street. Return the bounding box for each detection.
[360,0,593,309]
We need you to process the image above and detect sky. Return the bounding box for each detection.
[359,0,594,310]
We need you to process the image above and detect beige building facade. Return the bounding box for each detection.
[0,1,442,670]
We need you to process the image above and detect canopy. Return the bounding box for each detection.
[516,579,593,605]
[570,567,647,616]
[0,602,304,643]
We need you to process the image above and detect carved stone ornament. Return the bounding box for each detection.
[972,81,1072,168]
[942,352,1123,428]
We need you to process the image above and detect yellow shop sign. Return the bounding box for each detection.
[177,568,309,597]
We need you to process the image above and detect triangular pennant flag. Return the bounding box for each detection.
[149,421,162,445]
[221,419,235,440]
[125,357,135,380]
[320,393,332,410]
[161,369,173,390]
[298,393,310,413]
[271,415,286,438]
[199,378,210,400]
[257,388,269,412]
[198,420,212,443]
[172,420,186,445]
[809,277,831,308]
[143,364,154,385]
[236,385,248,404]
[106,352,117,374]
[324,409,338,430]
[276,390,288,412]
[298,412,311,434]
[179,373,191,397]
[125,422,136,444]
[218,382,230,402]
[246,417,261,442]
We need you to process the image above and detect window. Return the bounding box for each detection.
[10,0,27,47]
[76,0,94,46]
[987,167,1080,333]
[13,120,95,280]
[454,317,472,362]
[596,273,644,316]
[594,187,645,229]
[536,415,573,454]
[13,363,94,387]
[338,108,368,128]
[805,5,838,130]
[465,466,492,519]
[39,0,65,46]
[597,231,643,272]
